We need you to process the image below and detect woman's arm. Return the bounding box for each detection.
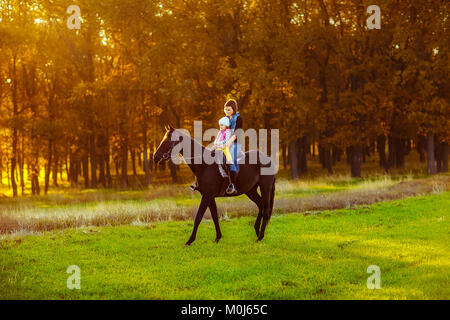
[226,135,237,146]
[234,115,243,131]
[227,115,242,146]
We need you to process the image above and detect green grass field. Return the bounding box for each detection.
[1,191,448,300]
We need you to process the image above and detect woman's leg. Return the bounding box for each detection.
[226,144,238,194]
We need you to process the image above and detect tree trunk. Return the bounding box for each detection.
[105,146,112,188]
[297,136,308,174]
[288,140,299,180]
[52,144,59,187]
[121,138,128,188]
[65,152,70,183]
[69,152,74,186]
[19,134,25,195]
[350,145,362,177]
[442,142,448,172]
[346,147,351,165]
[10,131,18,197]
[319,145,325,167]
[154,153,158,172]
[138,151,142,168]
[98,155,106,187]
[10,57,18,197]
[89,134,97,188]
[395,138,405,168]
[377,135,389,172]
[417,135,426,163]
[82,150,90,188]
[97,134,107,187]
[44,139,53,194]
[388,135,397,168]
[426,132,437,174]
[115,160,120,177]
[435,141,442,172]
[322,144,333,174]
[131,147,137,177]
[142,125,151,186]
[168,160,178,183]
[31,159,40,195]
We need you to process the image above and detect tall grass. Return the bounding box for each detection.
[1,174,448,236]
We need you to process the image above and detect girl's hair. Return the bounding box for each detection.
[224,99,238,114]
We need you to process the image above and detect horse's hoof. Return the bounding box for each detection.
[185,242,192,246]
[214,238,221,243]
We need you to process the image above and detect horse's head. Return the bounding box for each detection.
[154,125,181,164]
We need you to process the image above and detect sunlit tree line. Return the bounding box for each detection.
[0,0,448,196]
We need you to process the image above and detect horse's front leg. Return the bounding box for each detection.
[185,194,212,246]
[209,198,222,243]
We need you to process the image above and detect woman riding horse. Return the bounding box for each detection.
[190,99,243,194]
[223,99,242,194]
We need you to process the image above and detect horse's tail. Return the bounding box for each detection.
[269,177,275,218]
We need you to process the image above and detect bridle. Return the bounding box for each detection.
[161,140,177,161]
[158,130,209,163]
[161,142,204,164]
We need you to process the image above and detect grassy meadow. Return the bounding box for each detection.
[1,155,449,299]
[0,191,448,299]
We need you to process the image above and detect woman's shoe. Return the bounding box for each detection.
[226,171,237,194]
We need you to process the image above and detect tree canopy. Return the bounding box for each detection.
[0,0,448,196]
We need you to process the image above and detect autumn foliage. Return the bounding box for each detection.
[0,0,448,196]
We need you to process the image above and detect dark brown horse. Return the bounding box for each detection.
[154,125,276,245]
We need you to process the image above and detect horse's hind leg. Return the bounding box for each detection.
[245,185,263,237]
[257,178,275,241]
[209,198,222,243]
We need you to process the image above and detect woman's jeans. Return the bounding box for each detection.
[228,143,240,172]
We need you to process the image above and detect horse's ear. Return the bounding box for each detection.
[168,124,175,131]
[164,124,168,131]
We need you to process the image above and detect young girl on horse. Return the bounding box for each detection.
[211,117,237,194]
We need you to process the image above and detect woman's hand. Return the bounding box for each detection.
[228,135,236,145]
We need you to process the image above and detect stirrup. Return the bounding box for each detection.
[189,181,198,191]
[226,184,237,194]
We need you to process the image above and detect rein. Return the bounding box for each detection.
[161,142,205,163]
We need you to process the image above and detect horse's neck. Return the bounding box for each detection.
[181,135,207,176]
